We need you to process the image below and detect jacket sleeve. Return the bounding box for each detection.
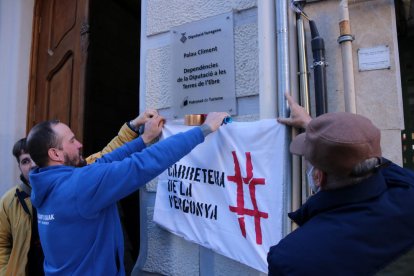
[267,246,288,276]
[75,127,204,218]
[93,135,147,164]
[85,123,138,164]
[0,195,12,272]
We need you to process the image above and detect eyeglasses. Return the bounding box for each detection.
[306,165,319,194]
[306,165,314,181]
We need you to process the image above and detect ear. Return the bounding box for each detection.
[48,148,64,163]
[314,169,327,189]
[158,118,166,128]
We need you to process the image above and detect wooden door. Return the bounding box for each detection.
[28,0,89,139]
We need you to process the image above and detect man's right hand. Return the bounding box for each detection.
[130,109,159,130]
[277,92,312,129]
[141,115,165,144]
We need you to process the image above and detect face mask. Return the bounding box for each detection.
[306,166,320,194]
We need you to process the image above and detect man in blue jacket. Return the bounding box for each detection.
[26,112,228,275]
[268,93,414,275]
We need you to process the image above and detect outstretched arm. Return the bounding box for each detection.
[77,112,230,215]
[95,111,229,164]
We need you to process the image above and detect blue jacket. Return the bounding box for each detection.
[30,127,204,275]
[267,161,414,276]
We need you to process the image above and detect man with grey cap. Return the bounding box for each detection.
[267,93,414,275]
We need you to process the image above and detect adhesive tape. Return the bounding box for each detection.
[184,114,206,126]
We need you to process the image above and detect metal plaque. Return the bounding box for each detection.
[358,45,391,71]
[171,12,236,118]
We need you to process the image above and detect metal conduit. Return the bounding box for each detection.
[297,16,311,113]
[295,13,311,207]
[290,7,303,222]
[276,0,296,235]
[276,0,291,119]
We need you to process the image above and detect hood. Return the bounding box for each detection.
[29,165,73,208]
[18,174,32,195]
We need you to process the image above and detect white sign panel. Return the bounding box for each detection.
[171,12,236,118]
[358,45,390,71]
[154,120,286,273]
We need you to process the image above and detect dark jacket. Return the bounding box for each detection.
[267,161,414,276]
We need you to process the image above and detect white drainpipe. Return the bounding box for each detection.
[338,0,357,113]
[258,0,277,119]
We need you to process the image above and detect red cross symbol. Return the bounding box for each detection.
[228,151,268,245]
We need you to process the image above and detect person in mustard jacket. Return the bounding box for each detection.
[0,109,157,275]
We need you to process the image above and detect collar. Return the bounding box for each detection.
[18,174,32,196]
[289,171,387,226]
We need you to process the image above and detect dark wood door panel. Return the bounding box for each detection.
[28,0,88,140]
[46,53,73,124]
[49,0,77,51]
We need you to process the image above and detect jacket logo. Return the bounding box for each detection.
[38,213,55,225]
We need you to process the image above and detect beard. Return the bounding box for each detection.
[64,152,87,167]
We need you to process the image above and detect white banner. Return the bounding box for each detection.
[154,119,287,272]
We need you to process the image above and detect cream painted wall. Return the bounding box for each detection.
[0,0,34,196]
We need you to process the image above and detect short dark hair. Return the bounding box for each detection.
[12,138,28,163]
[27,120,60,168]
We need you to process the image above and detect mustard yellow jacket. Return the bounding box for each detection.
[0,123,137,276]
